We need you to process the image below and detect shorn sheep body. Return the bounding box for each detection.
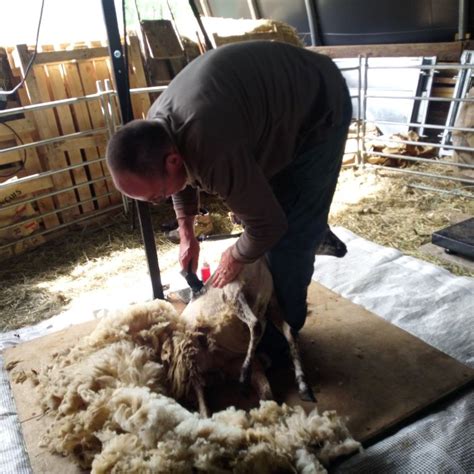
[34,298,360,473]
[176,257,315,417]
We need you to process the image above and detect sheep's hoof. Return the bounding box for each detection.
[299,386,317,403]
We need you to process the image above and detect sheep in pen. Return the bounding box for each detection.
[33,227,359,473]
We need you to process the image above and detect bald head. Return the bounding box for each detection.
[106,119,173,178]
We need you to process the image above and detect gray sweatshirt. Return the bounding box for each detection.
[147,40,348,263]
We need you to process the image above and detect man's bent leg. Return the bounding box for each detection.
[267,120,350,334]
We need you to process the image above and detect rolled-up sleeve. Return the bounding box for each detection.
[172,185,199,219]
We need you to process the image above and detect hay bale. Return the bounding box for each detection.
[181,17,303,59]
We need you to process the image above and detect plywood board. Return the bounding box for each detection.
[3,283,473,473]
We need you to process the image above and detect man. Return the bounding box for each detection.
[106,40,351,352]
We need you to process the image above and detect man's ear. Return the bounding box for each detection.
[164,152,184,175]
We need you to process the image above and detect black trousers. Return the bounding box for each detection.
[262,96,352,352]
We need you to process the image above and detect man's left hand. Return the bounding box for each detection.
[212,246,244,288]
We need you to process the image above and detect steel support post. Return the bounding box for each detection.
[101,0,164,299]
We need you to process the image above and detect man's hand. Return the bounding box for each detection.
[178,216,200,272]
[212,246,244,288]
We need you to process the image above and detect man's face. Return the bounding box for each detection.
[111,168,187,205]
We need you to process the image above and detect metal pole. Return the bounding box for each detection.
[357,55,362,165]
[188,0,213,51]
[247,0,261,19]
[459,0,467,41]
[362,56,369,167]
[101,0,164,300]
[304,0,320,46]
[104,78,129,215]
[199,0,212,16]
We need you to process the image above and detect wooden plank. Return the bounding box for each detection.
[0,119,59,229]
[0,47,14,91]
[77,50,121,204]
[55,135,107,152]
[147,58,173,85]
[62,61,112,208]
[140,20,186,86]
[89,58,122,205]
[32,64,79,221]
[34,47,109,65]
[0,175,53,206]
[74,58,115,204]
[0,119,36,140]
[0,148,23,166]
[140,20,184,58]
[87,44,122,206]
[432,87,456,98]
[127,35,152,119]
[15,44,77,223]
[307,41,466,61]
[46,63,95,214]
[0,176,51,246]
[0,233,46,261]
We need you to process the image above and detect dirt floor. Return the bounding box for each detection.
[1,165,473,331]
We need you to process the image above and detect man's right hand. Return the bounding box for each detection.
[178,216,200,272]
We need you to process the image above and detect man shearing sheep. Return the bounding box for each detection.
[106,40,351,356]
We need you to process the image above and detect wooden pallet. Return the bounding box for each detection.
[140,20,187,85]
[0,118,58,231]
[0,39,152,259]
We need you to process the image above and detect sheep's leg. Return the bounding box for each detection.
[193,381,209,418]
[267,296,316,402]
[235,293,265,390]
[251,358,273,400]
[280,322,316,402]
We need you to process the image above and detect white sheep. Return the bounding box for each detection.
[172,257,316,417]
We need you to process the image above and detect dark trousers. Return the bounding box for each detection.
[262,97,352,352]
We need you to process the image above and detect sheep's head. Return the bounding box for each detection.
[161,328,215,400]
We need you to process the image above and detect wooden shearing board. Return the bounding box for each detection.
[3,282,473,473]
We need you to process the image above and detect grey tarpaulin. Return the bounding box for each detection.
[0,227,472,472]
[0,358,32,474]
[313,227,474,473]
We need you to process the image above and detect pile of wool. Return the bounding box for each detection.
[34,299,361,473]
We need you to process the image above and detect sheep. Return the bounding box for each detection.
[170,257,315,417]
[32,301,360,472]
[172,226,347,417]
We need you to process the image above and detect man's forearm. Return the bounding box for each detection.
[178,215,195,240]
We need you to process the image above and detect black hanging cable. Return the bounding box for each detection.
[2,0,46,96]
[0,122,27,178]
